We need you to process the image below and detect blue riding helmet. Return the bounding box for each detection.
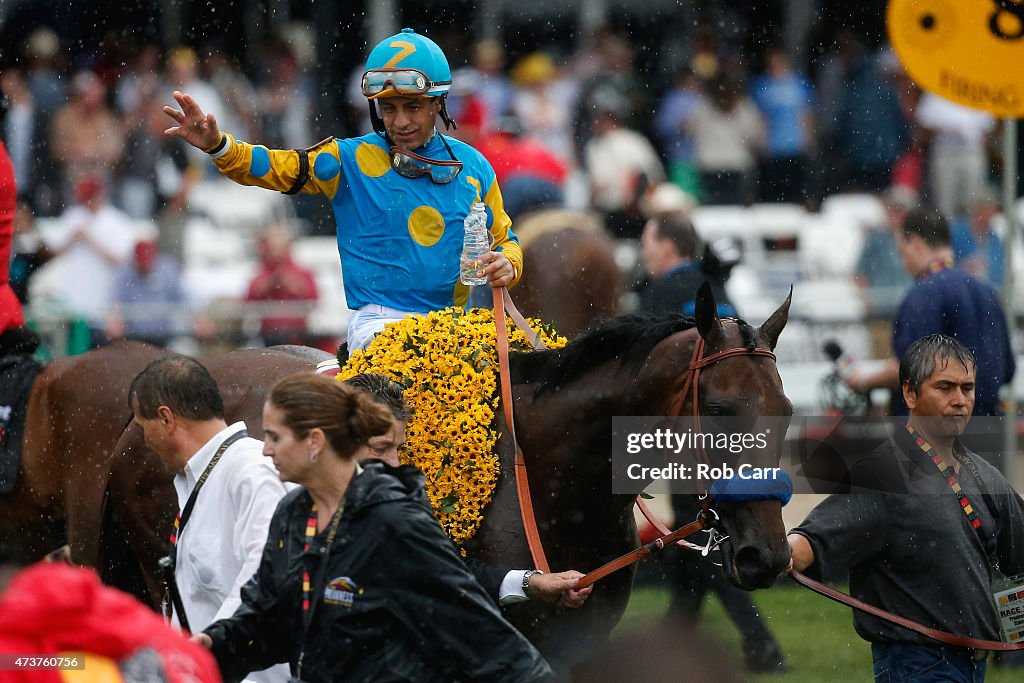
[363,28,458,133]
[363,28,451,98]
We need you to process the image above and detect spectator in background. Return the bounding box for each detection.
[512,51,579,166]
[688,74,765,205]
[584,103,665,239]
[847,207,1014,424]
[0,69,39,205]
[638,211,735,317]
[117,85,196,222]
[477,115,567,219]
[834,49,908,193]
[444,69,491,147]
[9,199,50,307]
[915,92,995,219]
[466,39,514,123]
[114,42,163,116]
[22,28,65,117]
[653,68,704,199]
[165,46,230,168]
[49,70,124,204]
[203,42,258,143]
[254,46,311,150]
[20,27,65,216]
[107,236,189,348]
[952,185,1004,287]
[854,186,916,314]
[575,37,647,154]
[244,224,319,347]
[39,174,136,348]
[750,47,815,204]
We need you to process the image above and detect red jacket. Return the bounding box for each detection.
[0,563,221,683]
[0,141,24,334]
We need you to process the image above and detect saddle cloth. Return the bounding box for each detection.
[0,353,41,493]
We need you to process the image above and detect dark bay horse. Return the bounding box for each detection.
[98,286,792,671]
[465,284,793,664]
[0,341,166,565]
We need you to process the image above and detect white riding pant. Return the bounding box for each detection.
[346,304,420,352]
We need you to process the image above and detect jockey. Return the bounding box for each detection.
[164,28,523,351]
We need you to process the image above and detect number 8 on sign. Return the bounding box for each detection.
[888,0,1024,117]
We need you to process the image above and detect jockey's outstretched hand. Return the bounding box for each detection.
[163,91,222,152]
[481,251,516,288]
[530,570,594,609]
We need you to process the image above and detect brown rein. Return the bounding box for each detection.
[790,570,1024,651]
[577,328,778,589]
[492,287,550,572]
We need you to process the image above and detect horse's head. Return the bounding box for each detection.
[687,284,793,589]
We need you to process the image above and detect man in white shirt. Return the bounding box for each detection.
[129,354,290,683]
[915,92,996,218]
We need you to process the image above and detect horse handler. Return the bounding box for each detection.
[788,335,1024,682]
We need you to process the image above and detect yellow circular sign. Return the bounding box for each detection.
[888,0,1024,117]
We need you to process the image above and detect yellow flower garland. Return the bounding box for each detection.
[338,307,565,545]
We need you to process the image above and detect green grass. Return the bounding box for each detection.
[614,585,1021,682]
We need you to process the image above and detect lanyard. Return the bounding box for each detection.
[906,425,982,530]
[301,499,345,611]
[170,429,248,546]
[296,493,346,680]
[917,255,954,280]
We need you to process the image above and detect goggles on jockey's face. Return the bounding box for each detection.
[362,68,448,99]
[390,137,463,184]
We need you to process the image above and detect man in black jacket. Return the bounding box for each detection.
[789,335,1024,682]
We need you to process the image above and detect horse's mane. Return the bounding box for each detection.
[510,315,763,397]
[509,314,697,396]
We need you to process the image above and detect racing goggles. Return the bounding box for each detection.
[390,143,463,184]
[362,68,449,99]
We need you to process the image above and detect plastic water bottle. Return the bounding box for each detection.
[460,201,489,286]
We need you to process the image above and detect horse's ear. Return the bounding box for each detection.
[759,286,792,350]
[694,282,721,341]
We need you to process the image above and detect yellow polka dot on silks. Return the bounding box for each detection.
[355,142,391,178]
[453,280,470,308]
[465,176,482,201]
[408,206,445,246]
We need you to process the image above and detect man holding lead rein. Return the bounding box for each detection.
[789,334,1024,682]
[163,28,522,351]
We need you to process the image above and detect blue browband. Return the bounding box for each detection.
[710,469,793,506]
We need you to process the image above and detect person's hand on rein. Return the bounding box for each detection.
[481,251,515,288]
[529,570,594,609]
[191,632,213,649]
[163,91,222,152]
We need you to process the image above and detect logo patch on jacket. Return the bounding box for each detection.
[323,576,360,607]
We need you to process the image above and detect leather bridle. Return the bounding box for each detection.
[495,300,782,588]
[588,328,779,589]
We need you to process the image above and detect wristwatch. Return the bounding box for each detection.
[522,569,544,598]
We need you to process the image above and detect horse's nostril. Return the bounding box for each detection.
[733,545,778,588]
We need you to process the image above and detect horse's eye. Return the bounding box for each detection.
[705,404,724,416]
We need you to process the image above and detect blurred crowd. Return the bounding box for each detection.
[0,22,1019,357]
